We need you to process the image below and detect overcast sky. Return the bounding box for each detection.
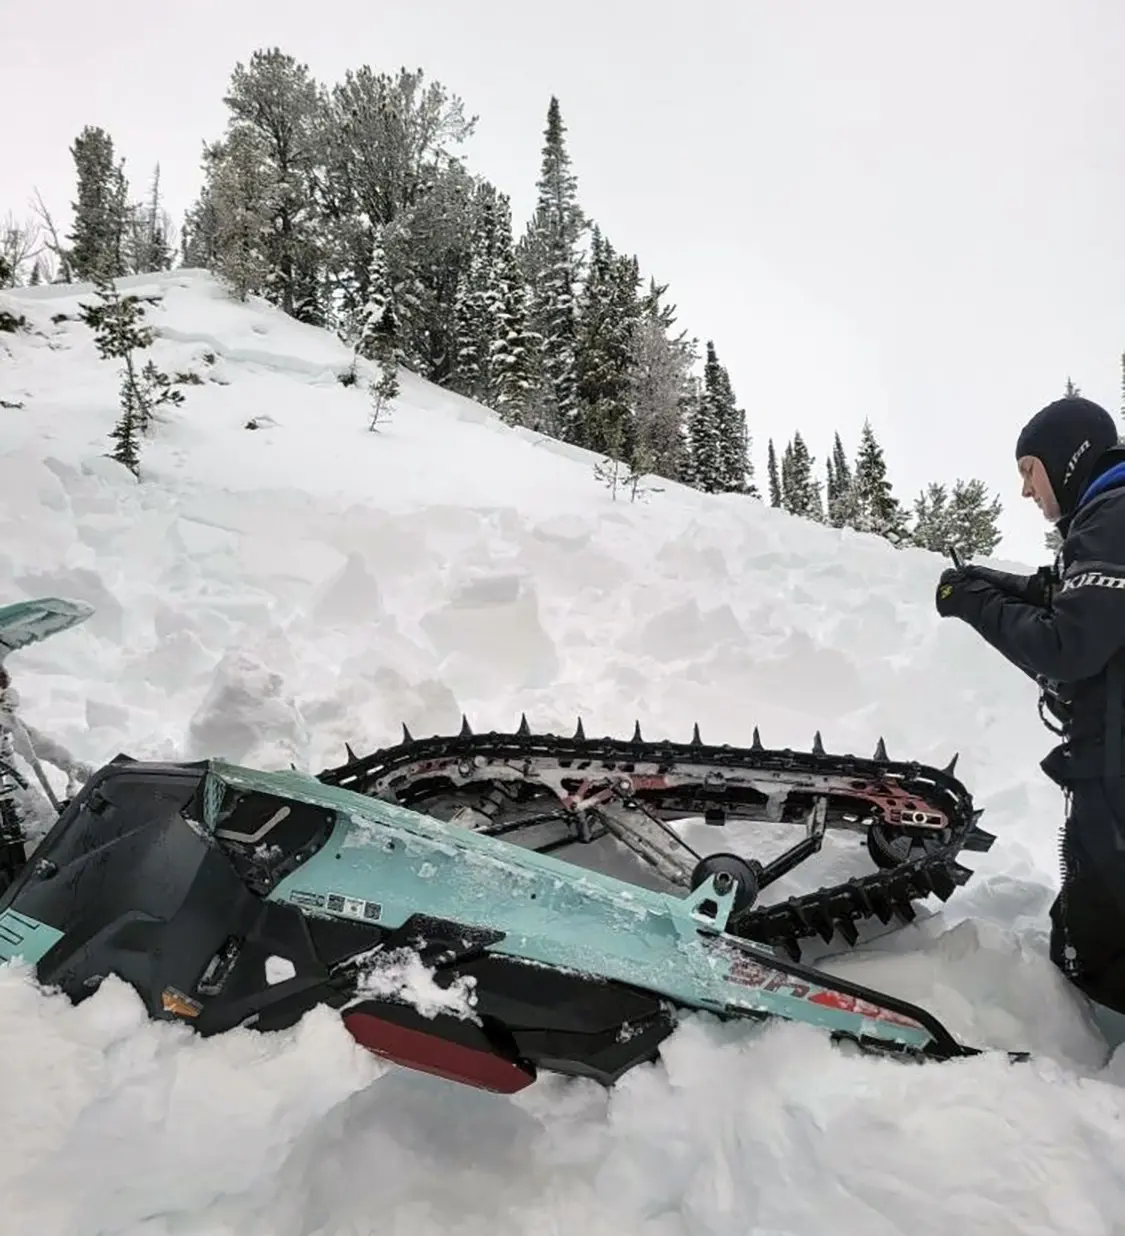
[5,0,1125,565]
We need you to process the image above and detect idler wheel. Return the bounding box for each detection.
[866,822,950,869]
[689,852,761,914]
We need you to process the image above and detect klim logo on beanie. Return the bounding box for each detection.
[1063,439,1090,488]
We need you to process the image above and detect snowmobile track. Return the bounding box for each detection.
[319,717,996,961]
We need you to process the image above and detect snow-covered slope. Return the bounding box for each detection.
[1,270,1123,1235]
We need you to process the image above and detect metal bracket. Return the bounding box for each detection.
[683,873,736,933]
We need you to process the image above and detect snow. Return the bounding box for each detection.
[1,269,1124,1234]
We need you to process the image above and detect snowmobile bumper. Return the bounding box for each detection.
[0,756,982,1092]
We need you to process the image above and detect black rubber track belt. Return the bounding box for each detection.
[318,718,995,962]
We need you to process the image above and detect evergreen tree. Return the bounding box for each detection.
[780,432,822,519]
[698,340,754,494]
[627,279,695,483]
[826,431,855,526]
[208,129,275,300]
[575,227,642,457]
[219,48,327,321]
[910,482,951,552]
[451,181,498,400]
[685,375,722,491]
[76,274,185,473]
[354,230,400,428]
[320,64,476,353]
[767,438,781,506]
[519,96,586,440]
[182,167,220,269]
[851,419,908,542]
[67,126,129,280]
[485,192,535,423]
[946,478,1003,556]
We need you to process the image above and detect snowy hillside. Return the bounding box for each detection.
[1,269,1123,1235]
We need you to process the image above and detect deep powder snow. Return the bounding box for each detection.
[1,271,1123,1236]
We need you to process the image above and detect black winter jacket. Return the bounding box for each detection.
[946,448,1125,784]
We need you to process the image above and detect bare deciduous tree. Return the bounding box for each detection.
[0,213,41,286]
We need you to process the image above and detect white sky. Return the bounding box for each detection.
[5,0,1125,565]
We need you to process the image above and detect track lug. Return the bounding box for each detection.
[873,736,888,762]
[812,730,825,757]
[345,742,357,761]
[691,722,702,745]
[460,714,473,737]
[632,720,643,743]
[517,713,531,737]
[751,727,763,751]
[401,722,414,744]
[574,716,586,740]
[943,752,959,775]
[835,915,859,946]
[962,825,995,852]
[777,936,801,962]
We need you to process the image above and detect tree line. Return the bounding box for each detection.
[2,47,1007,555]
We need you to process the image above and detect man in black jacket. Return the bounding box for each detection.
[935,395,1125,1023]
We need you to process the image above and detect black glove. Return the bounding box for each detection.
[956,563,1056,608]
[1025,565,1057,609]
[935,567,971,617]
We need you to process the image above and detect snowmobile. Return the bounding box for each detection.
[0,597,1006,1094]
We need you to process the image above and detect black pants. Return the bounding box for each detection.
[1049,776,1125,1014]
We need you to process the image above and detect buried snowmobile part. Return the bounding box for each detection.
[0,598,95,890]
[0,756,997,1094]
[318,719,995,960]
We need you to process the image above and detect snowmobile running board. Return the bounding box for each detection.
[0,757,1019,1095]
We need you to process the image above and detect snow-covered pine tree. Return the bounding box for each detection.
[826,431,855,526]
[398,159,481,383]
[67,126,130,280]
[946,478,1002,556]
[910,482,951,551]
[627,278,696,483]
[218,48,326,322]
[181,165,220,270]
[486,194,535,423]
[851,419,908,542]
[779,432,822,519]
[575,227,642,458]
[354,230,400,428]
[124,164,174,274]
[518,96,586,441]
[684,374,721,491]
[697,341,755,494]
[76,273,185,473]
[451,181,498,400]
[767,439,781,506]
[208,130,275,301]
[319,64,476,351]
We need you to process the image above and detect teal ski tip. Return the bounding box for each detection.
[0,597,95,658]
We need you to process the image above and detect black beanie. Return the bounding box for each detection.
[1014,396,1119,517]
